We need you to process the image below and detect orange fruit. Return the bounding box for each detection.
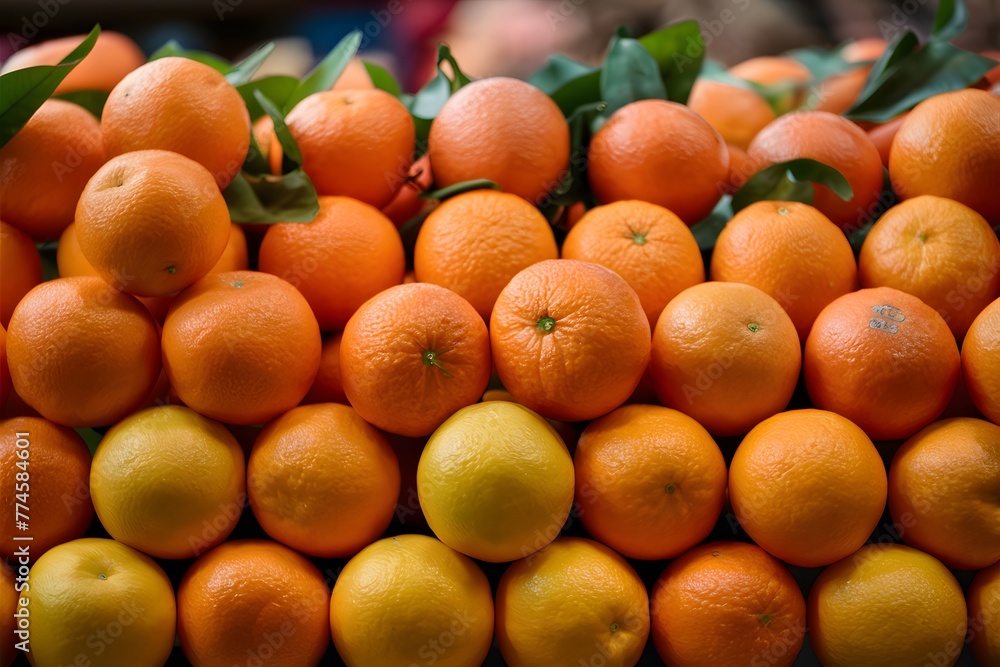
[968,562,1000,666]
[6,277,160,428]
[730,409,887,567]
[248,403,400,557]
[0,220,42,328]
[490,259,650,422]
[841,38,888,63]
[859,195,1000,340]
[729,56,813,113]
[162,271,321,425]
[587,99,729,224]
[178,540,330,667]
[0,417,93,560]
[258,196,405,331]
[496,537,649,667]
[561,200,705,327]
[808,543,967,667]
[212,222,249,272]
[0,99,105,241]
[0,31,145,93]
[804,286,960,440]
[726,143,752,193]
[285,89,415,208]
[687,79,776,151]
[414,189,558,321]
[429,77,570,205]
[301,333,348,404]
[417,401,574,562]
[711,200,858,341]
[381,153,433,227]
[651,541,806,667]
[888,417,1000,570]
[340,282,491,437]
[20,537,176,667]
[330,534,494,667]
[650,282,801,437]
[747,110,885,231]
[963,297,1000,424]
[332,57,375,91]
[0,326,8,409]
[574,404,726,560]
[812,66,870,114]
[866,112,908,167]
[75,149,232,297]
[102,56,251,189]
[91,406,246,559]
[889,89,1000,224]
[1,560,14,667]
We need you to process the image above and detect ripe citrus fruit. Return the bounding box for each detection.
[381,153,432,226]
[414,189,559,321]
[0,326,8,409]
[340,282,491,437]
[0,99,105,241]
[729,56,812,113]
[75,149,231,297]
[841,37,888,62]
[809,543,967,667]
[804,286,960,440]
[6,277,160,428]
[490,259,650,422]
[330,534,494,667]
[710,200,858,341]
[889,89,1000,224]
[497,537,649,667]
[651,541,806,667]
[687,79,776,151]
[90,406,245,559]
[178,540,330,667]
[0,417,93,560]
[248,403,400,557]
[429,77,570,204]
[587,99,729,224]
[729,409,887,567]
[574,404,726,560]
[301,333,347,404]
[888,417,1000,570]
[650,282,801,437]
[162,271,321,425]
[0,31,145,93]
[258,196,405,331]
[812,66,869,114]
[285,89,415,208]
[963,297,1000,424]
[561,200,705,326]
[417,401,574,562]
[867,112,907,167]
[102,56,251,188]
[20,538,176,667]
[0,221,42,328]
[747,110,884,230]
[859,195,1000,340]
[968,562,1000,666]
[1,560,14,667]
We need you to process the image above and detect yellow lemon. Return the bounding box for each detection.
[20,538,175,667]
[330,534,494,667]
[417,401,574,562]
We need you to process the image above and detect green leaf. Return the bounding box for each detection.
[845,40,995,122]
[0,25,100,149]
[363,61,402,97]
[408,45,473,145]
[148,40,232,73]
[242,131,272,176]
[437,44,472,93]
[638,20,705,103]
[731,159,853,213]
[600,35,667,115]
[529,54,595,95]
[237,75,298,119]
[932,0,967,42]
[548,69,602,117]
[283,31,362,113]
[225,42,275,86]
[545,101,605,207]
[787,46,856,79]
[690,196,734,252]
[850,31,920,108]
[223,171,319,224]
[75,428,103,456]
[55,90,109,118]
[254,90,302,170]
[420,179,502,201]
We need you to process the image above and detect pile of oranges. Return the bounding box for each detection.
[0,24,999,667]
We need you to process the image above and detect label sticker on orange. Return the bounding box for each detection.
[871,304,906,322]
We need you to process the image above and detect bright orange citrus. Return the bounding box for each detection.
[0,31,145,93]
[687,79,776,151]
[0,220,43,328]
[962,297,1000,424]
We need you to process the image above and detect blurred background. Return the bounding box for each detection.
[2,0,998,92]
